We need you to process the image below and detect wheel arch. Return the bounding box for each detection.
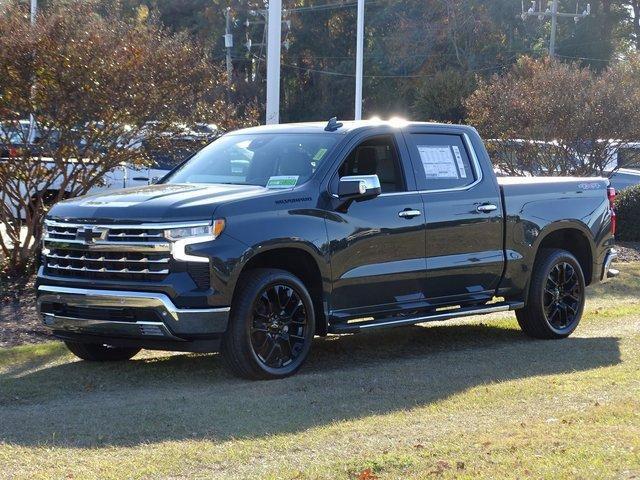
[233,244,329,335]
[532,222,595,286]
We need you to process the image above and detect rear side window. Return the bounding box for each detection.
[406,133,477,191]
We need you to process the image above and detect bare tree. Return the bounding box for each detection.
[0,2,257,275]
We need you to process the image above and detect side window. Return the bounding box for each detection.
[406,133,477,191]
[335,135,405,193]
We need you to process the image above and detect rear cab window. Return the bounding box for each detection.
[405,133,478,191]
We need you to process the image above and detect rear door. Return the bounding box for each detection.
[402,128,504,305]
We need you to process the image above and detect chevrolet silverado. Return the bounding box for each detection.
[36,119,618,379]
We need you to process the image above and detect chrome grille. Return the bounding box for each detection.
[45,224,78,240]
[106,229,165,242]
[43,221,172,281]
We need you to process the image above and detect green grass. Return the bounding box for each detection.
[0,264,639,479]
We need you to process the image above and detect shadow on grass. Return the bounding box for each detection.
[0,321,621,448]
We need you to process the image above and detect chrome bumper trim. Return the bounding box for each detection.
[40,314,184,340]
[37,286,230,339]
[601,249,618,283]
[37,285,229,322]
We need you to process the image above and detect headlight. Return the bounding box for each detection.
[165,220,225,241]
[168,219,225,263]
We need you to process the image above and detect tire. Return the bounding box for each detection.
[64,341,141,361]
[516,248,586,339]
[221,268,316,380]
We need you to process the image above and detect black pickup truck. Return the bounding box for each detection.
[36,119,618,379]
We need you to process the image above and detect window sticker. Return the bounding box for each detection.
[313,148,328,161]
[266,175,299,189]
[451,145,467,178]
[417,146,459,179]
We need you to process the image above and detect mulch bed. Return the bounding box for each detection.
[616,241,640,263]
[1,242,639,349]
[0,276,52,348]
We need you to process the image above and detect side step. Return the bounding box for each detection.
[328,301,525,334]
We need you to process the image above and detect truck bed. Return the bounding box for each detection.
[496,175,612,297]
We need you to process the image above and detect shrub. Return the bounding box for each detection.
[466,56,640,177]
[615,184,640,242]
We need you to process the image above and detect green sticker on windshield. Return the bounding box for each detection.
[266,175,299,189]
[313,148,328,161]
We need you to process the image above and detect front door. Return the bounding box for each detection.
[403,128,504,305]
[325,132,427,318]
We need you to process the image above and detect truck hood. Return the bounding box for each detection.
[48,183,274,223]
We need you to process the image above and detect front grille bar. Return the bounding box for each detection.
[43,239,171,253]
[47,263,170,275]
[45,252,170,264]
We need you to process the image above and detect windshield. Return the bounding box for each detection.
[165,133,339,187]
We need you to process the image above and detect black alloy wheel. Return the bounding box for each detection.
[543,261,583,331]
[250,284,309,369]
[222,268,315,379]
[516,248,586,339]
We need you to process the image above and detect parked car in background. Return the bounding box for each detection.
[124,121,219,168]
[1,120,218,219]
[487,138,640,192]
[609,168,640,191]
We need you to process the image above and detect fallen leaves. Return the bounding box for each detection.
[356,468,378,480]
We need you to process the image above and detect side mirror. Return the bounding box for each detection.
[338,175,381,201]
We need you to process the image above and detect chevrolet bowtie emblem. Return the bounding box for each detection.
[75,226,107,244]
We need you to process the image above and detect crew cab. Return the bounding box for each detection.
[36,120,618,379]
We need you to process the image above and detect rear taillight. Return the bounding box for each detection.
[607,187,616,235]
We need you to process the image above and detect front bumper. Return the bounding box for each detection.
[37,285,230,344]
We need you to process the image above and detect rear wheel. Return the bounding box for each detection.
[222,268,315,380]
[64,341,141,361]
[516,248,586,339]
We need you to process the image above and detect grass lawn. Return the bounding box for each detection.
[0,264,639,479]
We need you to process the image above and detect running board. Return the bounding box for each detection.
[328,301,525,334]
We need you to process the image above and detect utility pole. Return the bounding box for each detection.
[224,7,233,82]
[521,0,591,58]
[549,0,558,56]
[28,0,37,144]
[265,0,282,125]
[354,0,365,120]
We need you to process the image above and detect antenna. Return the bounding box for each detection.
[325,117,344,132]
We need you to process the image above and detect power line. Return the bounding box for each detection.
[555,54,612,62]
[279,56,519,78]
[282,0,386,14]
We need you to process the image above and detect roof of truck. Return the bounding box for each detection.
[227,119,477,136]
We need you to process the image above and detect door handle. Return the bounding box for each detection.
[476,203,498,213]
[398,209,422,219]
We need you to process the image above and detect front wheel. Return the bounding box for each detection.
[516,248,586,339]
[64,341,141,361]
[222,268,315,380]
